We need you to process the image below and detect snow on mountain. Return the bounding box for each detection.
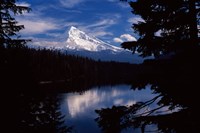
[29,26,145,64]
[66,26,122,52]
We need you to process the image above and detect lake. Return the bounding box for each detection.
[60,84,159,133]
[14,82,193,133]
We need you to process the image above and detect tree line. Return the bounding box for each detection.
[0,46,141,91]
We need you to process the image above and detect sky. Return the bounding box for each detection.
[16,0,141,47]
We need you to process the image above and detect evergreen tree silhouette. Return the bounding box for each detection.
[0,0,31,48]
[121,0,199,57]
[18,93,72,133]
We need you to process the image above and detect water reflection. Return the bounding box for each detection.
[60,85,158,132]
[95,54,200,132]
[15,92,72,133]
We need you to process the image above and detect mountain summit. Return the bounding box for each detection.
[66,26,122,52]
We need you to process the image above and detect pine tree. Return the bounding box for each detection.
[0,0,31,48]
[121,0,200,57]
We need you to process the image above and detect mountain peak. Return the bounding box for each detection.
[70,26,77,30]
[69,26,79,32]
[68,26,88,40]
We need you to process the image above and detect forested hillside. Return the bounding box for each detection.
[0,46,140,91]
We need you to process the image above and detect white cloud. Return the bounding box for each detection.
[107,0,130,8]
[68,13,120,38]
[26,37,66,49]
[19,19,59,34]
[112,0,130,8]
[77,18,118,38]
[46,33,62,38]
[114,34,137,43]
[118,2,130,8]
[92,31,113,37]
[32,41,63,47]
[59,0,85,8]
[16,2,31,7]
[113,38,123,43]
[87,19,116,28]
[128,16,145,24]
[120,34,137,41]
[16,8,62,35]
[114,99,124,105]
[79,26,113,38]
[64,22,81,27]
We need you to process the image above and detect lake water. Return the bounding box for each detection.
[60,84,158,133]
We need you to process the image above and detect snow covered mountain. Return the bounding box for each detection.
[66,26,122,52]
[64,26,144,63]
[30,26,145,64]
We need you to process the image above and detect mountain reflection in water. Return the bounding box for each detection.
[60,85,158,132]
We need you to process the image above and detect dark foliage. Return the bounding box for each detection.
[121,0,200,57]
[0,46,140,92]
[95,47,200,133]
[15,92,72,133]
[0,0,31,47]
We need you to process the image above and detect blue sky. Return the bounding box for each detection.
[16,0,142,47]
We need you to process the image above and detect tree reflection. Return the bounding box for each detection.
[17,92,72,133]
[95,106,128,133]
[95,51,200,133]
